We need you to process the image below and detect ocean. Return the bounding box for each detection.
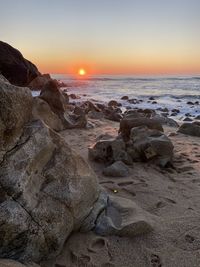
[34,74,200,120]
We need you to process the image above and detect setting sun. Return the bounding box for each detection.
[78,68,86,76]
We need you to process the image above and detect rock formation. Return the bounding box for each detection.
[0,75,156,265]
[0,41,40,86]
[178,122,200,137]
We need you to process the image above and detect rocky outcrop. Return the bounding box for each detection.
[0,41,40,86]
[178,122,200,137]
[38,80,87,129]
[89,125,173,167]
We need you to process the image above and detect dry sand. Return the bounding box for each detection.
[42,118,200,267]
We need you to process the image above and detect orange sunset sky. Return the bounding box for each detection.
[1,0,200,75]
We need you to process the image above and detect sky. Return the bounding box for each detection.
[0,0,200,75]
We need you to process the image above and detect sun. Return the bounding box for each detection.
[78,68,86,76]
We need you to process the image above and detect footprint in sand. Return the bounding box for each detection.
[117,181,133,187]
[150,254,162,267]
[177,166,194,173]
[89,237,108,252]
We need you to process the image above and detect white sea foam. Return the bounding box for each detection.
[33,74,200,120]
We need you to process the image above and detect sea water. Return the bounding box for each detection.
[33,74,200,120]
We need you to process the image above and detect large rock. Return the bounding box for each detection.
[0,41,40,86]
[0,78,33,162]
[128,126,174,167]
[32,97,64,131]
[39,80,87,129]
[40,80,68,115]
[88,138,132,165]
[119,117,163,141]
[178,122,200,137]
[0,78,99,262]
[0,121,99,262]
[95,195,154,237]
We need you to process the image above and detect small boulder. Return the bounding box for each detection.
[129,126,174,167]
[121,96,129,100]
[178,122,200,137]
[103,161,129,177]
[89,139,132,165]
[119,117,163,141]
[108,100,119,107]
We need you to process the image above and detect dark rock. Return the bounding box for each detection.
[121,96,129,100]
[183,117,193,122]
[149,97,155,100]
[129,126,174,167]
[187,101,194,105]
[119,118,163,141]
[170,112,178,117]
[152,101,157,104]
[103,161,129,177]
[0,41,40,86]
[178,122,200,137]
[195,115,200,120]
[154,115,179,127]
[108,100,118,107]
[128,98,140,104]
[104,107,123,122]
[88,139,132,165]
[172,109,180,113]
[69,93,80,99]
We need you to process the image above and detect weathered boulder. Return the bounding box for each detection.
[28,74,51,90]
[40,80,68,116]
[32,97,64,131]
[129,126,174,167]
[0,78,99,262]
[104,107,123,122]
[88,138,132,165]
[0,41,40,86]
[103,161,129,177]
[95,195,154,237]
[0,78,33,162]
[0,121,99,262]
[119,117,163,141]
[178,122,200,137]
[39,80,87,129]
